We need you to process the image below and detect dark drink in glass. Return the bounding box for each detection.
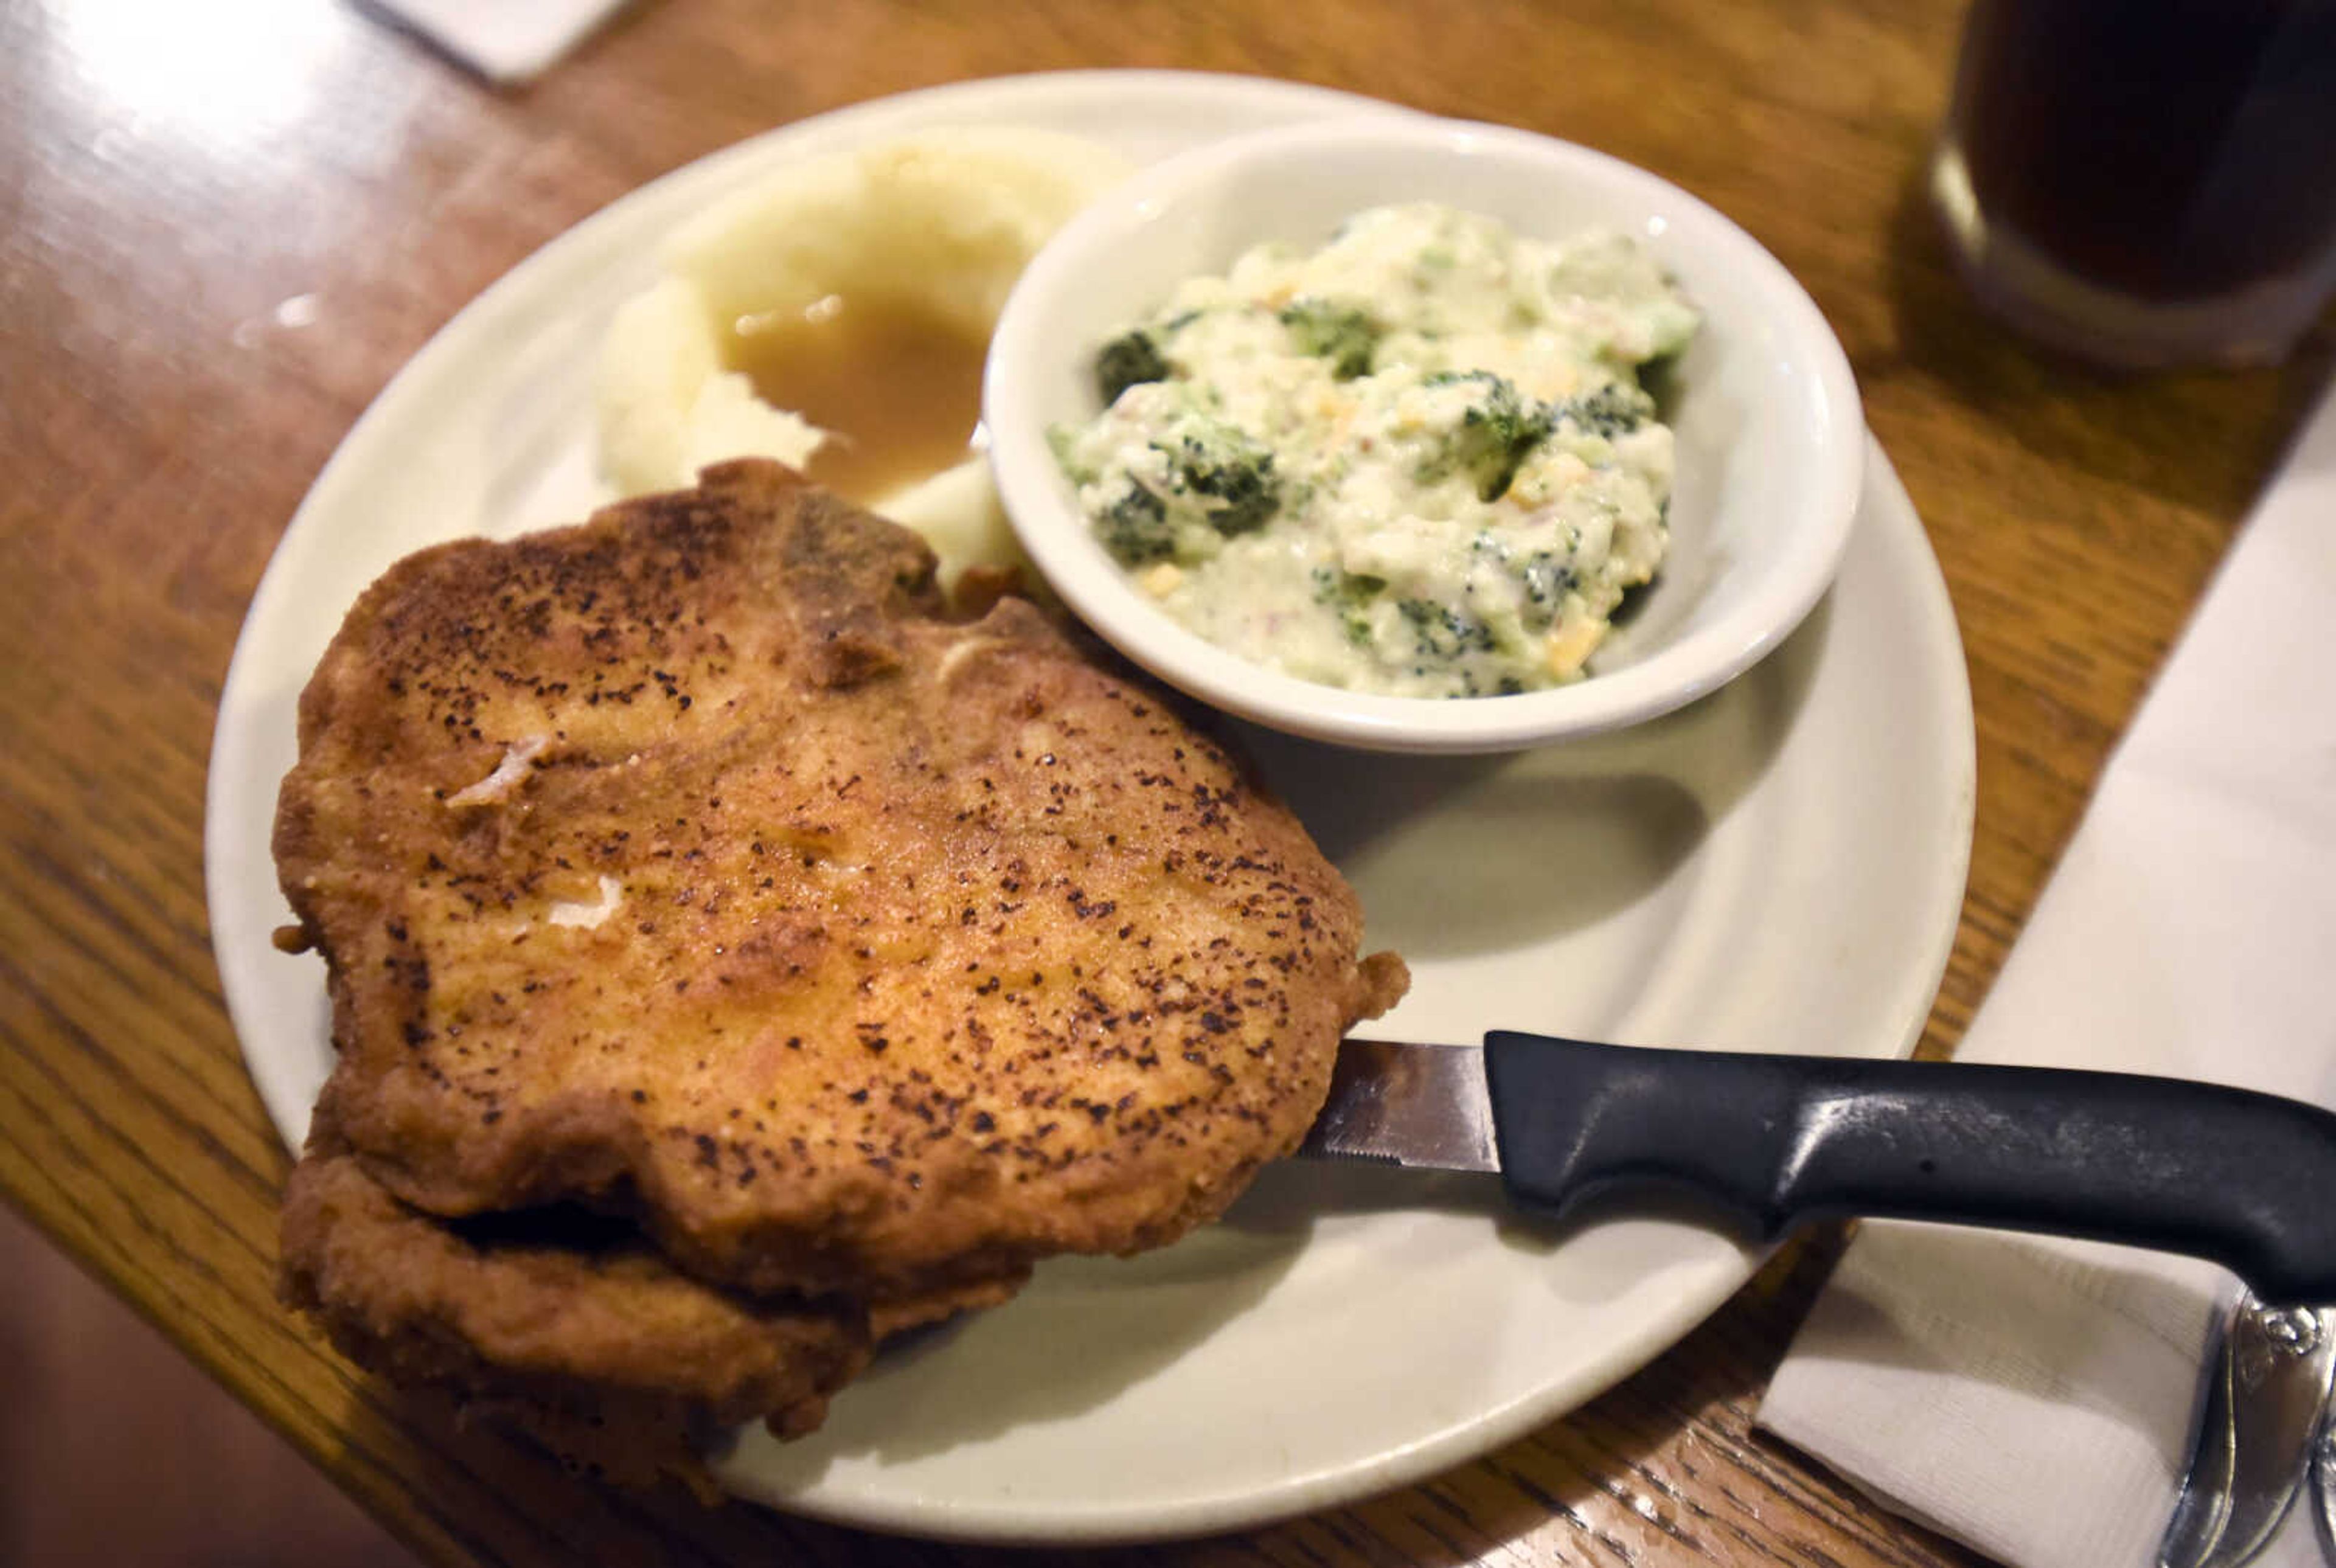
[1932,0,2336,367]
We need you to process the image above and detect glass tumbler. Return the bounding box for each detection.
[1931,0,2336,369]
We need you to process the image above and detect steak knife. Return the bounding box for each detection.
[1301,1033,2336,1304]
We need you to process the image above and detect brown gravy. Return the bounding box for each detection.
[726,294,987,504]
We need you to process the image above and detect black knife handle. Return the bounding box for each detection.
[1481,1031,2336,1303]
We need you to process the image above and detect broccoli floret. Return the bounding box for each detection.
[1279,299,1380,379]
[1163,425,1281,536]
[1088,414,1282,566]
[1514,552,1577,633]
[1518,551,1576,616]
[1094,330,1170,405]
[1556,380,1656,439]
[1312,567,1385,607]
[1398,598,1498,659]
[1467,534,1575,631]
[1094,484,1173,566]
[1312,567,1387,646]
[1423,371,1556,502]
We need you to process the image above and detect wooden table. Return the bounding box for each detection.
[5,1,2329,1563]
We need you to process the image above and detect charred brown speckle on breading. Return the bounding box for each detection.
[275,460,1406,1312]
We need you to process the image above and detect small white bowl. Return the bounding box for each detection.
[984,117,1864,754]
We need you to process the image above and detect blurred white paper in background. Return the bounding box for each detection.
[357,0,633,83]
[1757,376,2336,1568]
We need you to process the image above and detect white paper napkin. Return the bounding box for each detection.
[1756,375,2336,1568]
[358,0,631,84]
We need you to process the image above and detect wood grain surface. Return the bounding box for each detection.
[4,1,2329,1564]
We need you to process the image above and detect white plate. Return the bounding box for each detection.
[204,71,1974,1545]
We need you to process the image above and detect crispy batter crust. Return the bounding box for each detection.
[280,1141,864,1483]
[280,1136,1020,1482]
[275,460,1406,1300]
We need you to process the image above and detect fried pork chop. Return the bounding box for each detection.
[276,460,1406,1308]
[281,1122,1017,1490]
[281,1136,861,1488]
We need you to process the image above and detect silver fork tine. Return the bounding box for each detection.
[2163,1294,2335,1568]
[2311,1345,2336,1566]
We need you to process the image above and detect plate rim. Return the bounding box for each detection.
[203,68,1975,1545]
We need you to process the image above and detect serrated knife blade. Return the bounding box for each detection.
[1298,1037,1496,1172]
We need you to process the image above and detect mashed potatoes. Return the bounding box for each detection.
[595,128,1130,585]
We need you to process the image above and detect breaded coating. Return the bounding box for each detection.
[281,1142,863,1485]
[274,460,1407,1302]
[280,1136,1020,1482]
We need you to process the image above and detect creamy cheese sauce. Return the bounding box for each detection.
[1051,205,1699,698]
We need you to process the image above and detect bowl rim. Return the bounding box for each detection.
[984,114,1865,754]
